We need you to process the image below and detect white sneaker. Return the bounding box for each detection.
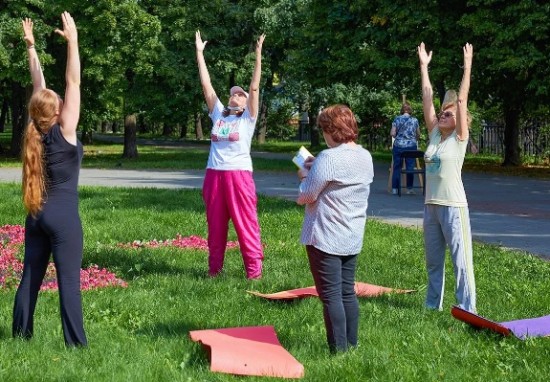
[392,188,398,195]
[406,189,415,195]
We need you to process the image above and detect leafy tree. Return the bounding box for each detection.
[461,0,550,165]
[0,0,56,156]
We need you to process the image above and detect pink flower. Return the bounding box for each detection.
[117,234,239,251]
[1,225,127,291]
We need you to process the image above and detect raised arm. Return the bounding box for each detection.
[247,34,265,118]
[195,31,217,113]
[55,12,80,143]
[456,43,473,141]
[22,18,45,93]
[418,42,437,133]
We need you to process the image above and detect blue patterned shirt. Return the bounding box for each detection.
[392,113,419,148]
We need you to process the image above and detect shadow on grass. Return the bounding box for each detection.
[364,293,420,309]
[84,247,207,279]
[79,186,301,215]
[79,187,206,214]
[134,319,247,369]
[136,319,199,339]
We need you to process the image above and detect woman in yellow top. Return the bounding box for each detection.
[417,42,476,313]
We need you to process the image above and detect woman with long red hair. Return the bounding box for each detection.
[13,12,87,347]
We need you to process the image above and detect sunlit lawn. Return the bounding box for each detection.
[1,182,550,381]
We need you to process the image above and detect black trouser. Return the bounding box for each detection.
[306,245,358,353]
[13,196,87,347]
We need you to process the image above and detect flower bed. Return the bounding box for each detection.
[0,225,127,291]
[117,234,239,250]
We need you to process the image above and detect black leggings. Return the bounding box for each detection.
[306,245,358,353]
[13,197,87,346]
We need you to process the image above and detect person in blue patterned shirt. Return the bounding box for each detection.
[390,102,420,195]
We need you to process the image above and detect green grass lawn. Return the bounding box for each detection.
[1,183,550,381]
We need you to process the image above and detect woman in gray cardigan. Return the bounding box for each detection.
[297,104,374,353]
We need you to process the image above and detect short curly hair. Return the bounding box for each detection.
[317,104,358,143]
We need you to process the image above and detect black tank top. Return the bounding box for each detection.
[43,124,83,197]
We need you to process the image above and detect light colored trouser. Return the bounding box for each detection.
[423,204,476,312]
[202,169,264,279]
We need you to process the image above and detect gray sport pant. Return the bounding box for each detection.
[423,204,477,313]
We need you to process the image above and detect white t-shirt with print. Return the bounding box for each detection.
[206,99,256,171]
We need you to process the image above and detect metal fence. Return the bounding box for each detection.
[473,121,550,156]
[361,121,391,151]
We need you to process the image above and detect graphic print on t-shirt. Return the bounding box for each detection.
[211,119,240,142]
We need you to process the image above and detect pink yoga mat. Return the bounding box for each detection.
[189,326,304,378]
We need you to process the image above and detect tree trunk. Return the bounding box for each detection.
[112,121,119,134]
[257,101,268,144]
[195,112,204,140]
[138,114,147,133]
[0,98,8,133]
[101,121,109,133]
[502,103,521,166]
[162,123,172,136]
[122,114,138,158]
[309,113,320,148]
[10,82,27,157]
[179,123,187,139]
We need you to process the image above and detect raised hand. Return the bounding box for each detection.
[54,11,78,43]
[22,18,35,47]
[195,30,207,52]
[417,42,432,66]
[255,34,266,53]
[463,43,473,69]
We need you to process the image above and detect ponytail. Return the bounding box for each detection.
[22,120,46,216]
[21,89,58,216]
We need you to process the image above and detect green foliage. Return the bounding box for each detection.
[2,0,550,164]
[265,96,297,140]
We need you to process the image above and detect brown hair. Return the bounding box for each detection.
[401,102,412,115]
[22,89,58,216]
[317,104,358,143]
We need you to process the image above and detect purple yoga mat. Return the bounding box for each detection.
[500,315,550,339]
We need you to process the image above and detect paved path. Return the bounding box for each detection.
[1,152,549,259]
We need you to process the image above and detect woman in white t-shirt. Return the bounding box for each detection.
[195,30,265,279]
[418,42,476,313]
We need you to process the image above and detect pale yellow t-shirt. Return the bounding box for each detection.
[424,127,468,207]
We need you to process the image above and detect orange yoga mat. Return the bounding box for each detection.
[248,282,415,300]
[189,326,304,379]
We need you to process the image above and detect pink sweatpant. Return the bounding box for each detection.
[202,169,264,279]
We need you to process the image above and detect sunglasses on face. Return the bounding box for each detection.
[438,111,454,120]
